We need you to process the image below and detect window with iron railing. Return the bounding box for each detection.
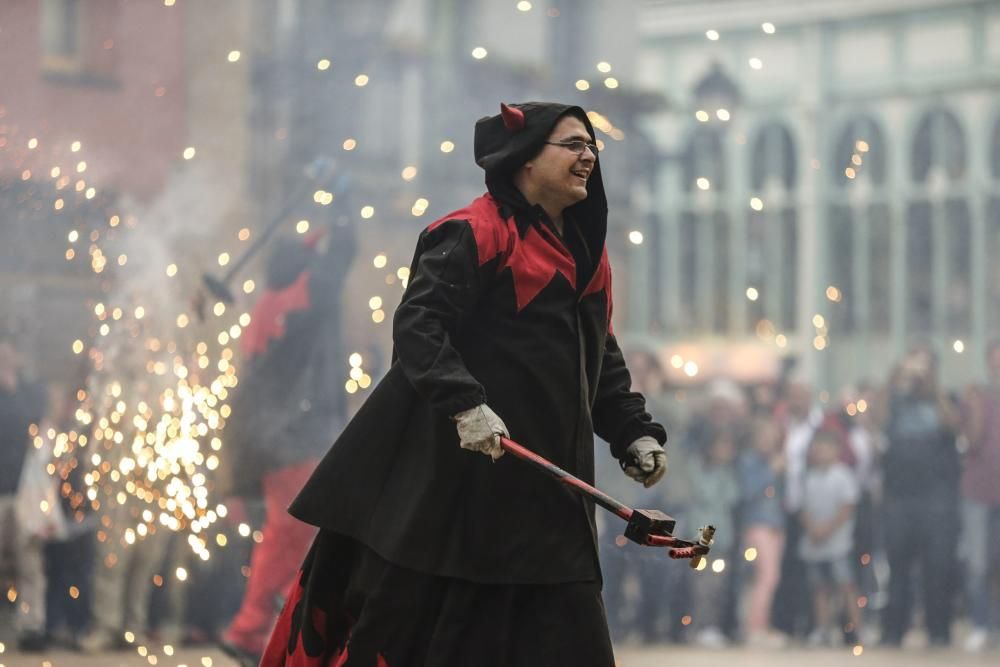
[908,108,969,337]
[40,0,117,84]
[988,115,1000,337]
[678,127,729,334]
[748,122,797,335]
[828,116,889,335]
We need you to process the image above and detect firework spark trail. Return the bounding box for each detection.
[24,156,261,566]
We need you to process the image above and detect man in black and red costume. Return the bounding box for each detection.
[218,213,355,663]
[261,102,668,667]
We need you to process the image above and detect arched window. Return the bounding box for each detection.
[827,116,889,334]
[989,114,1000,335]
[747,122,797,333]
[907,108,969,335]
[679,126,730,334]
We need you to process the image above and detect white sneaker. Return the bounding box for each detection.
[746,630,788,649]
[695,626,728,648]
[963,627,988,653]
[860,626,880,646]
[807,627,833,648]
[77,629,118,653]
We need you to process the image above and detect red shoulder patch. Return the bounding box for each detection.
[427,194,510,268]
[426,194,590,313]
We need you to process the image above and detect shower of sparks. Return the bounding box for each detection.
[48,290,242,560]
[9,137,248,562]
[4,4,644,565]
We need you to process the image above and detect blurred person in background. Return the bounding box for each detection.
[593,434,642,643]
[619,349,691,644]
[876,346,961,647]
[41,383,97,648]
[841,383,880,497]
[78,467,180,652]
[217,211,356,665]
[78,344,186,653]
[683,379,746,455]
[771,379,823,639]
[671,380,744,643]
[777,380,824,531]
[602,350,676,643]
[686,427,740,648]
[958,339,1000,652]
[738,416,786,647]
[0,336,49,652]
[748,381,779,419]
[180,510,253,647]
[799,427,862,647]
[838,382,884,630]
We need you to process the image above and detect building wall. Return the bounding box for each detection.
[0,0,187,197]
[631,0,1000,391]
[0,0,253,380]
[256,0,655,386]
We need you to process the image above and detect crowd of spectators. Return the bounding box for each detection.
[600,339,1000,652]
[2,334,999,654]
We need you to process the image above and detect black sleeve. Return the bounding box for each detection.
[592,333,667,460]
[392,220,493,417]
[308,218,357,301]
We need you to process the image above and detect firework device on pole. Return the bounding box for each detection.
[200,156,348,306]
[499,437,714,566]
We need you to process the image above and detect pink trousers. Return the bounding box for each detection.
[742,524,785,633]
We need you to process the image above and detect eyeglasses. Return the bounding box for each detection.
[545,139,599,157]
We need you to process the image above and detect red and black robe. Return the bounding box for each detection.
[265,107,666,666]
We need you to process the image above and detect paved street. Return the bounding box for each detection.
[617,645,1000,666]
[1,644,999,667]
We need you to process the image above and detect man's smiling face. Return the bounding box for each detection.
[523,115,597,211]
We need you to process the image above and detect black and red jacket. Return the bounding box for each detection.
[290,174,666,585]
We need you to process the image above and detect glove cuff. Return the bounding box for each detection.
[611,427,666,461]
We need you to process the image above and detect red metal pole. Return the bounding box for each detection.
[499,437,633,522]
[498,436,712,561]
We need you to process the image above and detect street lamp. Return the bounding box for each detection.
[692,62,741,126]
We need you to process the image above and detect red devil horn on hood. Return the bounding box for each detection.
[500,103,525,132]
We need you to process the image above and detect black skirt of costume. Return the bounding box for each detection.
[261,530,615,667]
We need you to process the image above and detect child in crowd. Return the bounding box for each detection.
[800,428,862,646]
[687,428,740,648]
[738,417,786,647]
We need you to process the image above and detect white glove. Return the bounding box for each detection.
[453,404,509,461]
[622,436,668,488]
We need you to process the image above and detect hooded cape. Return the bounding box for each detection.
[289,102,666,584]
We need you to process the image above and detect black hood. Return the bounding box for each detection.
[474,101,608,278]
